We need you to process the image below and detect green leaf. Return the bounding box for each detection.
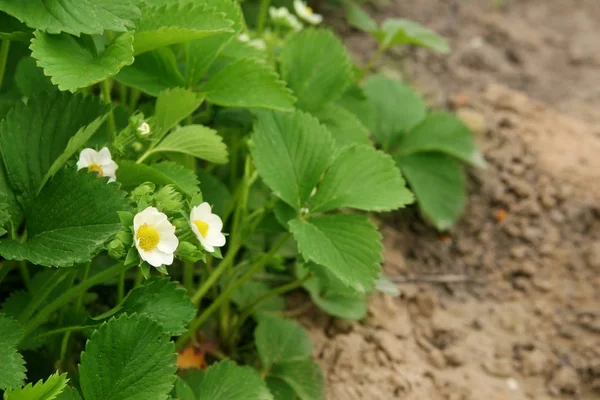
[0,1,140,35]
[280,29,352,111]
[376,18,449,53]
[265,378,296,400]
[115,48,185,97]
[0,91,109,211]
[150,125,228,164]
[336,86,377,134]
[255,315,312,371]
[202,59,294,111]
[117,161,200,198]
[196,169,231,217]
[197,360,273,400]
[94,277,195,336]
[345,4,377,33]
[397,153,466,231]
[397,112,486,168]
[186,33,235,85]
[4,372,68,400]
[54,387,82,400]
[79,315,177,400]
[133,3,233,55]
[14,57,55,98]
[0,314,25,390]
[0,169,130,267]
[312,104,370,148]
[0,12,31,41]
[0,193,9,236]
[270,360,324,400]
[174,377,195,400]
[363,75,427,149]
[154,88,204,139]
[30,31,135,92]
[289,214,382,293]
[250,110,333,210]
[310,145,413,213]
[231,281,284,313]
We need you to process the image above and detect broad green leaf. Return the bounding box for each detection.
[0,12,31,41]
[150,125,228,164]
[376,18,449,53]
[289,214,382,293]
[310,145,413,213]
[4,372,68,400]
[255,315,312,371]
[93,277,195,336]
[0,169,130,267]
[219,39,267,62]
[312,104,370,148]
[202,59,294,111]
[14,57,55,98]
[231,281,285,313]
[280,29,352,111]
[397,153,466,231]
[363,75,427,149]
[30,31,135,92]
[250,110,333,210]
[345,4,377,33]
[0,314,25,390]
[79,315,177,400]
[336,86,377,134]
[0,193,9,236]
[265,378,295,400]
[1,291,29,319]
[174,377,195,400]
[397,112,486,168]
[117,161,200,197]
[54,387,83,400]
[196,169,231,217]
[270,360,324,400]
[0,91,109,213]
[154,88,204,139]
[178,370,204,399]
[133,3,233,55]
[197,360,273,400]
[115,48,185,97]
[0,156,21,230]
[0,1,140,35]
[186,33,235,85]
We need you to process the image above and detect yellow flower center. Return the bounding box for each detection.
[88,163,103,177]
[136,224,160,251]
[306,6,313,13]
[193,220,209,238]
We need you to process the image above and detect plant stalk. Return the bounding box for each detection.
[256,0,272,35]
[101,79,116,142]
[0,40,10,90]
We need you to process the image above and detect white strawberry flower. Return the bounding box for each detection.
[293,0,322,25]
[190,202,226,253]
[76,147,118,182]
[269,6,303,31]
[134,207,179,267]
[137,121,151,136]
[237,33,267,50]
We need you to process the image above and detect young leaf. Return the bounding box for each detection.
[289,214,382,293]
[93,277,195,336]
[397,153,466,231]
[14,57,55,98]
[0,193,10,237]
[310,145,414,213]
[363,75,427,149]
[250,110,333,210]
[4,372,68,400]
[202,59,295,111]
[133,3,233,55]
[30,31,135,92]
[117,161,200,197]
[0,1,140,35]
[270,360,324,400]
[154,88,204,139]
[79,315,177,400]
[280,29,352,111]
[186,33,235,85]
[150,125,228,164]
[255,315,312,371]
[312,104,371,148]
[231,281,284,313]
[197,360,273,400]
[265,378,296,400]
[0,169,130,267]
[345,4,378,33]
[0,314,26,390]
[174,377,195,400]
[54,387,83,400]
[397,112,486,168]
[115,48,185,97]
[375,18,449,53]
[0,91,109,211]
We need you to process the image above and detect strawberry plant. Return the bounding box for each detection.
[0,1,479,399]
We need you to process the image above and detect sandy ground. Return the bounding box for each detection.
[296,1,600,399]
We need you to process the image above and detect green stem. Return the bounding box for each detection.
[176,233,291,349]
[18,268,70,324]
[0,40,10,91]
[32,324,99,343]
[120,83,128,106]
[129,88,141,112]
[256,0,271,35]
[117,270,125,302]
[360,45,387,79]
[18,261,31,292]
[101,79,116,142]
[184,262,195,294]
[134,268,143,288]
[75,262,92,312]
[24,262,130,335]
[0,263,12,285]
[191,241,240,306]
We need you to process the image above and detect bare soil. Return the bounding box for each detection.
[296,1,600,399]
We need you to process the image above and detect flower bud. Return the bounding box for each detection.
[177,241,204,263]
[107,238,126,259]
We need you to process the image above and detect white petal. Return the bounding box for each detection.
[77,148,97,169]
[101,160,118,182]
[199,237,214,253]
[96,147,113,164]
[206,231,226,248]
[157,232,178,253]
[133,206,160,231]
[141,249,165,267]
[205,213,223,232]
[159,250,174,266]
[191,202,212,220]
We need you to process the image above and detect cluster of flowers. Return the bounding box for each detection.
[76,123,225,268]
[270,0,323,31]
